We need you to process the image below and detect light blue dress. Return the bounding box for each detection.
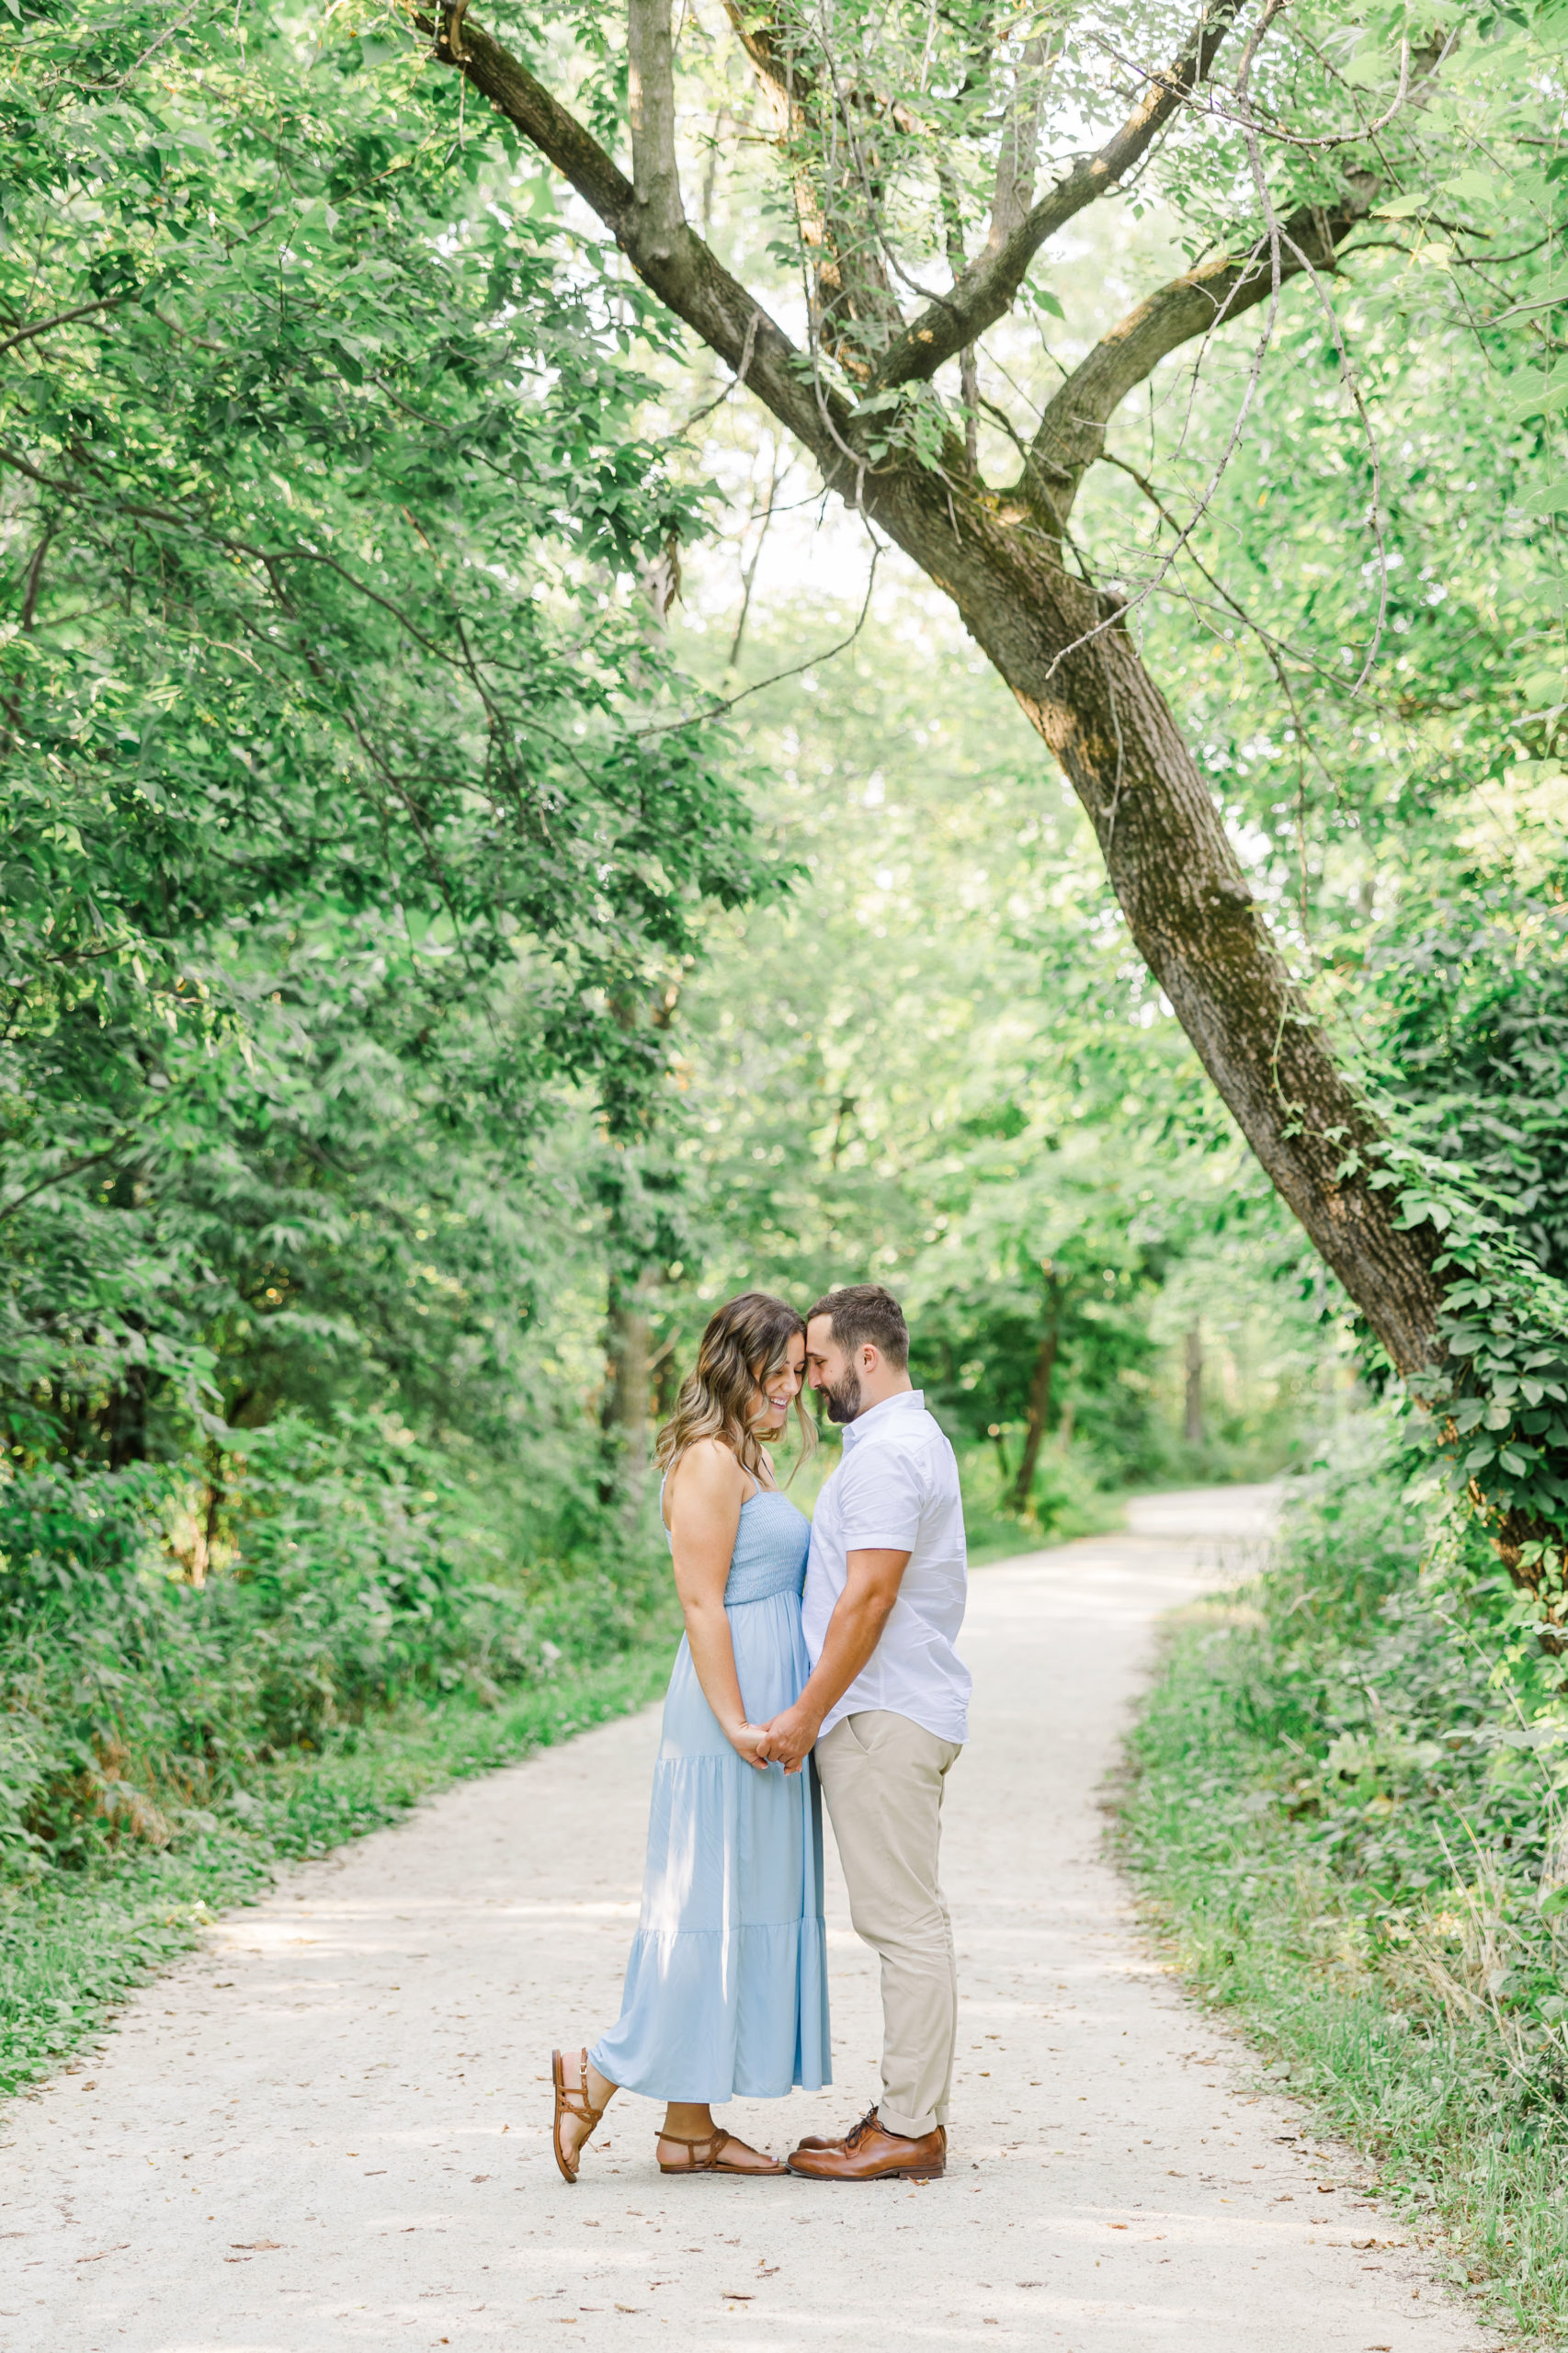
[587,1481,832,2102]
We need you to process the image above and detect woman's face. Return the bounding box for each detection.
[751,1331,805,1440]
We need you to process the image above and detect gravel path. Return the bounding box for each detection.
[2,1485,1502,2352]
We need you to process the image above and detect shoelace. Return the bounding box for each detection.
[842,2110,880,2150]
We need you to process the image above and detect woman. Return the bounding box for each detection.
[551,1290,830,2180]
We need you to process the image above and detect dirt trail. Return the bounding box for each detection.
[2,1486,1500,2352]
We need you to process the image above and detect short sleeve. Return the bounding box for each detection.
[838,1437,923,1552]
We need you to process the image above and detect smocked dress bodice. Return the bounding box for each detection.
[719,1486,811,1606]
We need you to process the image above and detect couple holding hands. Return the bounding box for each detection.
[551,1283,971,2184]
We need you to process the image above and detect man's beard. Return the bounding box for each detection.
[822,1365,863,1425]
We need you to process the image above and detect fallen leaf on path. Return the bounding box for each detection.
[75,2246,129,2264]
[231,2241,280,2251]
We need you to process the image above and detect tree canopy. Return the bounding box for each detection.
[2,1,764,1476]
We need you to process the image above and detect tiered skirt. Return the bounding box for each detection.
[588,1587,832,2102]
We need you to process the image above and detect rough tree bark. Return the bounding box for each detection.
[420,1,1446,1381]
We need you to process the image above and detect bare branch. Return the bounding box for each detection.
[722,0,905,369]
[628,0,687,256]
[873,0,1246,392]
[984,32,1050,256]
[0,298,122,360]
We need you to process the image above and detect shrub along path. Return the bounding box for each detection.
[0,1489,1501,2351]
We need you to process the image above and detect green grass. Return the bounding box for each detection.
[1123,1600,1568,2348]
[0,1638,676,2102]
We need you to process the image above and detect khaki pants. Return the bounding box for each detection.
[815,1709,962,2140]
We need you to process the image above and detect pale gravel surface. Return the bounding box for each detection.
[1,1484,1506,2352]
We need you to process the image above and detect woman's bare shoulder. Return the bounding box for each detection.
[670,1436,744,1486]
[664,1437,745,1516]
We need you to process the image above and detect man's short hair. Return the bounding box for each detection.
[806,1283,909,1369]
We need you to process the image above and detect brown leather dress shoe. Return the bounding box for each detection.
[787,2109,946,2181]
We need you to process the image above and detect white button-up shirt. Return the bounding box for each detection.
[801,1389,971,1745]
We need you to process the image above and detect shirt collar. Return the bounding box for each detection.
[842,1387,925,1450]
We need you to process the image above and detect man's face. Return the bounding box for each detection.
[806,1314,864,1425]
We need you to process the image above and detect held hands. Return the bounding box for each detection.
[725,1704,823,1775]
[725,1721,774,1773]
[752,1701,822,1775]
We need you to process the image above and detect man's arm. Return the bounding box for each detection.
[756,1548,911,1769]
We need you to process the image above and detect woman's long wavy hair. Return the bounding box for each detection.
[654,1291,815,1485]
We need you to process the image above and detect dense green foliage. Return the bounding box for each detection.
[2,1,761,1466]
[1,1635,675,2097]
[0,0,755,1910]
[0,1424,676,1882]
[1125,1429,1568,2337]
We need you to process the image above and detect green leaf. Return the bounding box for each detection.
[1517,484,1568,520]
[1509,376,1568,425]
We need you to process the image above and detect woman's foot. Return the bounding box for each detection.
[655,2129,781,2174]
[656,2104,782,2174]
[552,2048,616,2182]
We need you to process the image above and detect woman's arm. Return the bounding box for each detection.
[665,1441,769,1771]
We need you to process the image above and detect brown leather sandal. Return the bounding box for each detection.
[656,2129,781,2177]
[551,2047,606,2186]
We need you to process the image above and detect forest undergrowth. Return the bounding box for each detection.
[0,1422,684,2101]
[1125,1421,1568,2346]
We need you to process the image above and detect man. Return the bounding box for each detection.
[757,1283,970,2183]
